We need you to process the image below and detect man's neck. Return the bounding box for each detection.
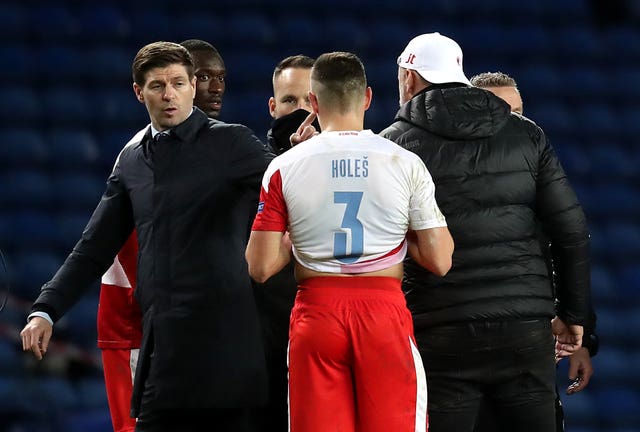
[318,112,364,132]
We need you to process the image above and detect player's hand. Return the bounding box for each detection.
[565,347,593,395]
[20,316,52,360]
[552,316,583,359]
[290,111,318,146]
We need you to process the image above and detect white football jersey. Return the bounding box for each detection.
[252,130,446,273]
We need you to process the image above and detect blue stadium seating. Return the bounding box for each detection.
[0,170,52,210]
[42,87,93,125]
[77,5,130,42]
[0,129,48,168]
[0,44,35,83]
[593,386,640,428]
[1,1,639,428]
[60,409,113,432]
[0,4,27,41]
[1,87,41,126]
[11,249,62,299]
[51,172,106,211]
[0,339,24,376]
[85,46,134,85]
[29,4,78,42]
[94,89,149,130]
[47,129,101,171]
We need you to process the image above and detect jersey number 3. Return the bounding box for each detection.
[333,191,364,263]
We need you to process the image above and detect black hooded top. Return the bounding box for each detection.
[381,85,591,330]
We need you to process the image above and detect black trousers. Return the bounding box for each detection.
[134,407,257,432]
[416,319,557,432]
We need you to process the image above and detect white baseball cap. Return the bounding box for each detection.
[397,32,470,85]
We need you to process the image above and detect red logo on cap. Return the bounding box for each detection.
[405,53,416,64]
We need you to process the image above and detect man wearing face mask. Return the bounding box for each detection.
[253,54,321,430]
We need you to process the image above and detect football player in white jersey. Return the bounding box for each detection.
[246,51,454,432]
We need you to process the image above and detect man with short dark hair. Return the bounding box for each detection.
[21,41,273,432]
[247,51,454,432]
[96,39,231,432]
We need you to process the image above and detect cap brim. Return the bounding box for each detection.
[416,68,470,85]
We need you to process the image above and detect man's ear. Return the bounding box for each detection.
[363,86,372,111]
[268,96,277,119]
[133,83,144,104]
[309,91,319,115]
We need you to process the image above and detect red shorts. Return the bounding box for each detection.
[101,348,138,432]
[288,276,428,432]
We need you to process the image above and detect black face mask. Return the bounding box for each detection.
[267,108,321,155]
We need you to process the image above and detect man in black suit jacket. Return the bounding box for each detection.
[20,41,274,432]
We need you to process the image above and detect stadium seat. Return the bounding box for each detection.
[525,102,575,137]
[54,210,92,252]
[0,4,27,41]
[0,44,34,83]
[36,45,86,85]
[11,249,62,299]
[85,46,135,86]
[0,339,24,376]
[61,409,113,432]
[11,211,60,250]
[323,17,369,54]
[511,63,562,99]
[77,4,130,42]
[552,25,604,62]
[0,129,48,168]
[75,378,109,410]
[0,170,52,210]
[94,89,148,130]
[616,265,640,302]
[593,386,640,428]
[29,4,78,42]
[587,144,638,179]
[588,183,640,220]
[56,295,100,349]
[51,172,107,211]
[170,12,226,46]
[47,129,101,171]
[576,103,619,136]
[1,87,41,126]
[42,87,93,125]
[604,26,640,65]
[274,15,323,51]
[590,263,618,304]
[0,377,31,414]
[29,376,80,411]
[224,13,276,47]
[550,141,591,179]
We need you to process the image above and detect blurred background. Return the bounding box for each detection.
[1,0,639,431]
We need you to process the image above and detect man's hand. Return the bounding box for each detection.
[565,347,594,395]
[290,111,318,146]
[552,316,583,359]
[20,316,52,360]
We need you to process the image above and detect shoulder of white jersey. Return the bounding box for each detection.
[112,125,150,170]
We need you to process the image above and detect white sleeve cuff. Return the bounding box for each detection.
[28,311,54,326]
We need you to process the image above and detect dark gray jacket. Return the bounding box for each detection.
[381,85,590,330]
[31,108,274,414]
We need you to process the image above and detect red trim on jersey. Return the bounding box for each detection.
[252,169,288,232]
[97,232,142,349]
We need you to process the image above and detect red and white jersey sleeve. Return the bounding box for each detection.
[251,130,446,274]
[98,231,141,349]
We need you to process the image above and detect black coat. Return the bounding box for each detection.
[380,85,590,330]
[32,108,274,414]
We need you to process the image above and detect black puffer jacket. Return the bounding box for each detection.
[380,85,590,330]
